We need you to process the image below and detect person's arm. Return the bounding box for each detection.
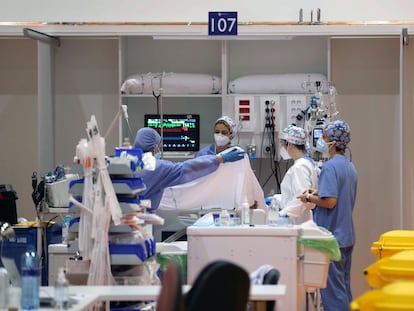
[298,189,337,209]
[298,161,338,209]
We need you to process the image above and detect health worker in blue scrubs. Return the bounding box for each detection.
[133,127,245,211]
[298,120,358,311]
[195,116,236,157]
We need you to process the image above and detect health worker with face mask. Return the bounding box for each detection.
[271,126,320,223]
[195,116,237,157]
[298,119,358,311]
[133,127,246,212]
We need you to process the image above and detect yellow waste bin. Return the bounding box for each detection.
[350,281,414,311]
[370,230,414,260]
[364,250,414,289]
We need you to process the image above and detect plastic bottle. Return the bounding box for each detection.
[241,199,250,225]
[267,199,280,226]
[21,249,40,310]
[220,210,230,226]
[0,267,8,309]
[62,214,71,244]
[276,213,291,227]
[54,267,69,310]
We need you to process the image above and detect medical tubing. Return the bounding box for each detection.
[104,108,122,139]
[69,196,93,214]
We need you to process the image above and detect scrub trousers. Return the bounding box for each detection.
[320,246,353,311]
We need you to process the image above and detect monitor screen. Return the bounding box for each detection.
[144,114,200,152]
[312,127,323,148]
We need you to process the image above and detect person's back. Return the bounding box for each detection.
[313,155,357,246]
[276,126,320,223]
[298,119,357,311]
[280,156,319,223]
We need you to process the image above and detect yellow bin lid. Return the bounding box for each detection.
[364,250,414,288]
[376,281,414,310]
[371,230,414,260]
[350,282,414,311]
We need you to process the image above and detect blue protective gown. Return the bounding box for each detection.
[313,154,358,311]
[194,144,216,157]
[135,155,220,211]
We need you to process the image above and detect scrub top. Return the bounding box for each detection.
[313,154,358,248]
[195,144,216,157]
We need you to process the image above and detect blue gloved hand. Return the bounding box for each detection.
[221,149,246,163]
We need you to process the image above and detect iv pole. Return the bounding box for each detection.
[152,73,165,157]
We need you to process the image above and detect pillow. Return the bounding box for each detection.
[228,73,327,94]
[121,72,222,95]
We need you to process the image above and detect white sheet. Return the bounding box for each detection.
[120,72,222,95]
[158,152,266,212]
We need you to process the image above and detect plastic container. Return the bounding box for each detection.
[298,225,336,288]
[241,201,250,225]
[54,267,69,309]
[0,268,8,309]
[220,210,230,226]
[364,250,414,289]
[62,215,71,244]
[350,281,414,311]
[21,249,40,310]
[371,230,414,260]
[275,214,291,226]
[267,206,279,226]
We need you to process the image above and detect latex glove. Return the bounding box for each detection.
[221,149,246,163]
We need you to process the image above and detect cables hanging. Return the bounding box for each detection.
[258,100,281,191]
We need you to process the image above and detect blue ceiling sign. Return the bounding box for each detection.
[208,12,238,36]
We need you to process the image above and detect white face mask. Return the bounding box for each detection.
[214,134,230,147]
[279,146,291,160]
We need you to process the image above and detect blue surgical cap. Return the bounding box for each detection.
[134,127,161,152]
[324,120,351,150]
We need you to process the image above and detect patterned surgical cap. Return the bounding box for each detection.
[280,124,294,140]
[286,126,306,145]
[324,120,351,150]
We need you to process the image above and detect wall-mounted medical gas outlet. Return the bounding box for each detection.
[260,96,280,134]
[234,96,255,132]
[259,96,280,159]
[285,95,307,128]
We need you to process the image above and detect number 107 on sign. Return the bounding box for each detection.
[208,12,238,36]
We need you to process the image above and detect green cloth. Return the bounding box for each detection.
[156,253,187,280]
[298,237,341,261]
